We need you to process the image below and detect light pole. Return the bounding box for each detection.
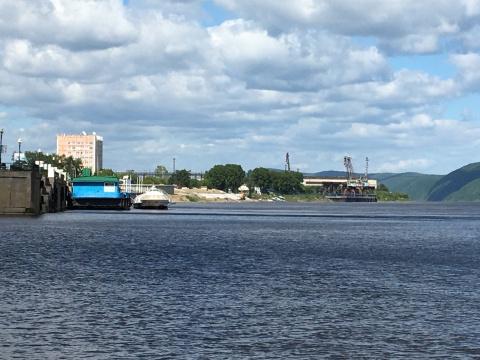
[17,138,22,161]
[0,129,4,166]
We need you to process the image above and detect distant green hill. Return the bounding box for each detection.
[307,170,441,200]
[427,162,480,201]
[372,172,443,201]
[306,163,480,201]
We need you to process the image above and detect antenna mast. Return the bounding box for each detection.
[285,152,291,172]
[365,157,369,180]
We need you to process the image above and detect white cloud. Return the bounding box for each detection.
[379,34,440,55]
[209,19,389,91]
[214,0,480,54]
[376,158,432,173]
[0,0,137,51]
[460,25,480,50]
[0,0,479,173]
[331,70,458,110]
[451,53,480,90]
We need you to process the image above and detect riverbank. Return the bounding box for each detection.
[171,187,332,203]
[170,187,413,203]
[171,187,245,202]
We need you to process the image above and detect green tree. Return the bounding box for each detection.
[377,183,389,192]
[142,176,162,185]
[169,169,191,188]
[96,168,116,177]
[154,165,168,178]
[249,167,273,193]
[25,151,54,166]
[189,178,203,188]
[223,164,245,192]
[24,151,83,178]
[271,171,304,194]
[61,155,83,179]
[204,164,245,192]
[204,165,226,190]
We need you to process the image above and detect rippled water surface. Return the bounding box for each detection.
[1,202,480,358]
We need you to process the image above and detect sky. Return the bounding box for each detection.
[1,0,480,174]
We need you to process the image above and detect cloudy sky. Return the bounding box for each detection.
[1,0,480,174]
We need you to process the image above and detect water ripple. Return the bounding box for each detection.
[1,202,480,358]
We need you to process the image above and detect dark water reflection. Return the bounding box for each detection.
[1,202,480,358]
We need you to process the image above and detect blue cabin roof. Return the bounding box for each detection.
[71,176,119,184]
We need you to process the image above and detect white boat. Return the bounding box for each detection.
[133,186,171,209]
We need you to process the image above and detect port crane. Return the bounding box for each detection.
[343,156,371,190]
[344,156,354,180]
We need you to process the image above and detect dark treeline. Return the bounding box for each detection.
[17,151,83,179]
[100,163,305,195]
[20,152,305,195]
[19,152,408,199]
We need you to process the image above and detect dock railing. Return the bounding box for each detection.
[119,183,175,196]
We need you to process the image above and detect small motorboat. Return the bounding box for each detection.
[133,186,171,209]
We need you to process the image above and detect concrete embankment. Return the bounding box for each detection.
[0,166,68,216]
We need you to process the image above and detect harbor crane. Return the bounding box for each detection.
[324,155,377,202]
[344,156,371,188]
[344,156,354,180]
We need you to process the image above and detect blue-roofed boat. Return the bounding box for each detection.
[70,176,131,210]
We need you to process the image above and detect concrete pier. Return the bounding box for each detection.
[0,165,69,216]
[0,168,42,215]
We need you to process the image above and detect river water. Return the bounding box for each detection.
[1,202,480,358]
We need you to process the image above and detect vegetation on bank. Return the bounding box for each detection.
[204,164,246,192]
[18,151,480,202]
[15,151,83,178]
[20,151,413,201]
[376,184,409,201]
[426,162,480,201]
[98,164,306,196]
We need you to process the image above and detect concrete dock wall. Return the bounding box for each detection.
[0,169,42,215]
[0,165,69,216]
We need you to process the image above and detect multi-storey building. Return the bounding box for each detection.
[56,132,103,174]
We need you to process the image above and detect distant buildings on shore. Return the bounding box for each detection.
[57,132,103,174]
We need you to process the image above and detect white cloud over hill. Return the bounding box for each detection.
[0,0,479,173]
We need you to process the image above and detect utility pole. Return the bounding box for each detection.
[0,129,4,166]
[365,157,369,180]
[173,157,176,174]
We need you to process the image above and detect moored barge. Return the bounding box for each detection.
[326,194,377,202]
[70,176,131,210]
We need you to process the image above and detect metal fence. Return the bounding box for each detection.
[119,183,175,195]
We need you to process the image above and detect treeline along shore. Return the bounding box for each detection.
[1,150,412,215]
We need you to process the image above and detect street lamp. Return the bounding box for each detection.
[17,138,22,161]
